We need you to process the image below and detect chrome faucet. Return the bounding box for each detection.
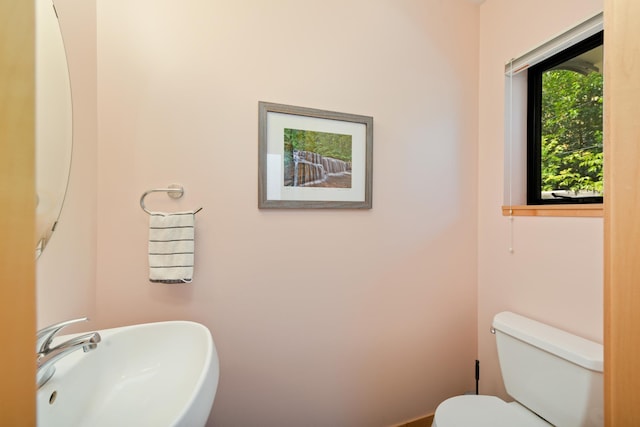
[36,317,101,388]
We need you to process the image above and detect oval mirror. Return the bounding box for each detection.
[35,0,73,258]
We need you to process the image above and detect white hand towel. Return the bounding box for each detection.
[148,211,195,283]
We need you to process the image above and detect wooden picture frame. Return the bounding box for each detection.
[258,101,373,209]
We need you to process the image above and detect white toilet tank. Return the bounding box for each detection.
[493,312,603,427]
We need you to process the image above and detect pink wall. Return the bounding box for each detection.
[36,0,97,330]
[36,0,607,424]
[477,0,603,398]
[94,0,480,425]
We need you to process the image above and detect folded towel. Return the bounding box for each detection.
[148,211,195,283]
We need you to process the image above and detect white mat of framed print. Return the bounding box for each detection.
[258,102,373,209]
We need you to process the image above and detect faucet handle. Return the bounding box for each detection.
[36,317,89,353]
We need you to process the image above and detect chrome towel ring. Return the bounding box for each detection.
[140,184,203,215]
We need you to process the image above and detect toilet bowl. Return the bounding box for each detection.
[431,312,604,427]
[432,395,550,427]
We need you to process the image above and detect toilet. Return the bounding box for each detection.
[433,311,604,427]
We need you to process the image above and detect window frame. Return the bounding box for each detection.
[526,30,604,205]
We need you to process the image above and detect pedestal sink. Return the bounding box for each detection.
[37,321,219,427]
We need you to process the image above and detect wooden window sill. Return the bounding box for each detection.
[501,204,603,217]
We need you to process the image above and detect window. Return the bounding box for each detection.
[526,31,603,205]
[503,13,604,215]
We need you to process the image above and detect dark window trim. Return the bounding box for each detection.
[526,31,604,205]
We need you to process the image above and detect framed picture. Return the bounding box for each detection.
[258,101,373,209]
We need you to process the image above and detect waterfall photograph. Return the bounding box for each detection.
[283,128,352,188]
[258,101,372,209]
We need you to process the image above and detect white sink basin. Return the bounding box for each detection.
[37,321,219,427]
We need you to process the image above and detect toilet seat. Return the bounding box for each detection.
[432,395,551,427]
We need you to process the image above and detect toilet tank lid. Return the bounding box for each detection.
[492,312,603,372]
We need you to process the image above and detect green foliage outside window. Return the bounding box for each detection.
[541,69,603,193]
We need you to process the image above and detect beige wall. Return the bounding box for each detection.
[36,0,98,329]
[477,0,603,398]
[93,0,480,425]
